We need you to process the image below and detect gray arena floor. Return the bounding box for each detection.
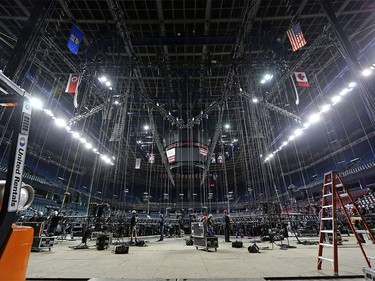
[26,234,370,280]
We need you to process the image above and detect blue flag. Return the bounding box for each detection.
[67,24,84,55]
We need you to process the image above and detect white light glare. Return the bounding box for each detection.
[85,142,93,149]
[43,109,54,117]
[99,76,107,83]
[114,100,119,105]
[260,79,266,84]
[303,122,311,129]
[282,141,288,146]
[79,137,87,144]
[339,88,349,96]
[54,118,66,127]
[252,97,259,103]
[348,82,356,88]
[264,74,273,81]
[224,124,230,129]
[288,135,296,141]
[362,68,372,77]
[268,154,274,159]
[144,125,150,130]
[308,113,321,124]
[320,104,331,113]
[105,81,111,87]
[30,97,44,110]
[109,87,113,90]
[72,132,80,139]
[331,95,342,104]
[294,128,303,137]
[92,148,98,152]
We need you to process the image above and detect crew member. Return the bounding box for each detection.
[223,210,231,242]
[157,213,164,241]
[130,210,138,243]
[206,214,214,236]
[47,211,60,236]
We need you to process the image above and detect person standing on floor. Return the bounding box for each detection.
[223,210,231,242]
[157,213,164,241]
[130,210,138,243]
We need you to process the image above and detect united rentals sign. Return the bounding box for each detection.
[8,100,31,212]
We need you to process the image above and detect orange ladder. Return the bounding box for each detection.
[317,171,375,276]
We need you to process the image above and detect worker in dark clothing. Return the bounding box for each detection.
[223,210,231,242]
[157,213,164,241]
[130,210,138,243]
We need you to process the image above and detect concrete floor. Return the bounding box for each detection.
[26,234,370,280]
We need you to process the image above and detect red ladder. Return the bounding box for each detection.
[317,171,375,276]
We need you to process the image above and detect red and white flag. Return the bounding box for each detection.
[294,68,309,87]
[65,74,80,94]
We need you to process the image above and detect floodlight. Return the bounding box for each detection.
[348,82,356,88]
[320,104,331,113]
[331,95,342,103]
[339,88,349,96]
[43,109,54,117]
[308,113,321,123]
[54,118,66,127]
[362,68,372,76]
[252,97,259,103]
[72,132,80,139]
[85,142,93,149]
[30,97,43,110]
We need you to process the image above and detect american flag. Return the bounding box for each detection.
[286,23,307,52]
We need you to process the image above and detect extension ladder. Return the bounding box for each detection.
[317,171,375,276]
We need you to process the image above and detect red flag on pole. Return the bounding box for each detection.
[65,74,80,94]
[294,68,309,87]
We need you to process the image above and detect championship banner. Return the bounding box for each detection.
[67,24,84,55]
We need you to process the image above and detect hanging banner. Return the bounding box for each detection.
[135,158,141,169]
[166,148,176,163]
[67,24,84,55]
[65,74,80,94]
[294,68,309,87]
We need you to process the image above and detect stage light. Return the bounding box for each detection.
[112,156,115,160]
[92,147,98,152]
[109,87,113,90]
[282,141,288,146]
[239,88,243,92]
[114,100,119,105]
[54,118,66,127]
[339,88,349,96]
[264,74,273,81]
[72,132,80,139]
[79,137,87,144]
[348,82,356,88]
[294,128,303,137]
[30,97,43,110]
[144,125,149,130]
[224,124,230,129]
[99,76,107,82]
[85,142,93,149]
[303,122,311,129]
[362,68,372,77]
[288,135,296,141]
[252,97,259,103]
[43,109,54,117]
[320,104,331,113]
[260,79,266,84]
[105,81,111,87]
[308,113,321,124]
[331,95,342,104]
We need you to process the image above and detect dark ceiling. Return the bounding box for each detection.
[0,0,374,207]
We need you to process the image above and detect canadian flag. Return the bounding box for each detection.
[65,74,80,94]
[294,68,309,87]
